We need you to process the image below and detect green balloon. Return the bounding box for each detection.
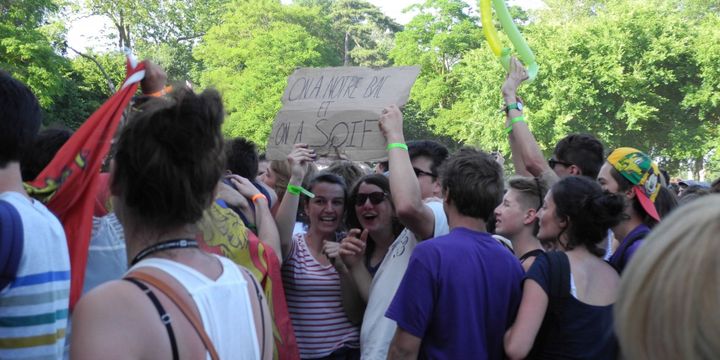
[492,0,539,81]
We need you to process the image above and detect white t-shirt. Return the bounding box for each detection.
[0,192,70,360]
[360,200,449,359]
[130,256,261,360]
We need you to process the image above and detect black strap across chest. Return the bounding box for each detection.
[124,277,179,360]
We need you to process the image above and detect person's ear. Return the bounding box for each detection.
[432,178,442,197]
[625,187,636,200]
[568,165,582,176]
[441,187,448,203]
[558,215,569,229]
[523,208,538,226]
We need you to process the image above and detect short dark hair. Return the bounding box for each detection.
[609,166,659,228]
[508,176,549,211]
[508,176,549,236]
[550,176,625,257]
[439,147,504,222]
[0,71,42,168]
[553,134,604,179]
[711,177,720,194]
[408,140,449,177]
[112,88,225,231]
[21,127,73,181]
[225,137,259,178]
[654,186,678,219]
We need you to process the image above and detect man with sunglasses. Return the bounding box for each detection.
[353,106,450,359]
[502,58,604,186]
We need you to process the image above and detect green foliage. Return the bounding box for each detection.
[427,0,719,175]
[1,0,68,109]
[84,0,231,81]
[195,1,340,147]
[44,52,126,128]
[5,0,718,177]
[330,0,401,66]
[391,0,484,111]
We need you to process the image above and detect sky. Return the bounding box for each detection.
[67,0,546,53]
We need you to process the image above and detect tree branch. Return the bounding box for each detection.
[68,46,116,93]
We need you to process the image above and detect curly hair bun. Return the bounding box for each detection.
[112,88,226,230]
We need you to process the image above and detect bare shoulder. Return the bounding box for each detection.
[71,280,165,360]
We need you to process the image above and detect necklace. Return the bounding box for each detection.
[131,238,199,265]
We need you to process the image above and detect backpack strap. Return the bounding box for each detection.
[545,251,571,319]
[125,270,220,360]
[0,199,24,291]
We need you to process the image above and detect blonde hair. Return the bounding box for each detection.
[615,194,720,359]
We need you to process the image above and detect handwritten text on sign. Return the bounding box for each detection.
[266,66,420,161]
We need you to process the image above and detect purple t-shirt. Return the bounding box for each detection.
[385,227,524,359]
[609,224,650,273]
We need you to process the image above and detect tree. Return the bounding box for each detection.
[296,0,401,67]
[44,52,127,129]
[1,0,69,109]
[83,0,230,81]
[195,1,340,147]
[391,0,484,112]
[428,0,719,176]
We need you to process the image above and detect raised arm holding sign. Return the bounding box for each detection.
[266,66,420,161]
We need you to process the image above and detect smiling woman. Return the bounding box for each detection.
[278,172,361,359]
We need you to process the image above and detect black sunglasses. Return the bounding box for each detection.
[355,192,388,206]
[413,167,437,178]
[548,158,573,169]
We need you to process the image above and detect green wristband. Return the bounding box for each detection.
[287,184,315,198]
[505,116,526,135]
[387,142,408,151]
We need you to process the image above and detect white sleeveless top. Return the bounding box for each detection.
[129,255,260,360]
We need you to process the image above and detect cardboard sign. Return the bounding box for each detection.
[266,66,420,161]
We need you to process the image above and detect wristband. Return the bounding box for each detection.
[287,184,315,198]
[505,116,526,135]
[387,142,408,151]
[251,194,267,203]
[145,85,173,97]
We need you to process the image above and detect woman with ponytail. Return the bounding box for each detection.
[504,176,625,360]
[71,82,273,360]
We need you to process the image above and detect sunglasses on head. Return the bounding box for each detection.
[355,192,388,206]
[413,167,437,178]
[548,158,573,169]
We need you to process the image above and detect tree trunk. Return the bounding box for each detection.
[344,31,350,66]
[693,156,703,180]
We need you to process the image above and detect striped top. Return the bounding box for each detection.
[281,233,359,359]
[0,192,70,359]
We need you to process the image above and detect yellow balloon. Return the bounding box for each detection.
[480,0,503,57]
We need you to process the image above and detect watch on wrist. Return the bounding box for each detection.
[504,102,523,114]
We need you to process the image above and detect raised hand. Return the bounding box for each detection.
[216,180,250,210]
[501,57,529,100]
[378,105,404,143]
[339,228,368,269]
[140,60,168,95]
[287,143,315,182]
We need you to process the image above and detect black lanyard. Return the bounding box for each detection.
[131,238,199,265]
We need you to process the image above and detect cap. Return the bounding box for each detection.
[678,180,710,189]
[607,147,661,221]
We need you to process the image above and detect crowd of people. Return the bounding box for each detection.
[1,56,719,360]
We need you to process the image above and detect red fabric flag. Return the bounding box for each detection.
[25,58,146,310]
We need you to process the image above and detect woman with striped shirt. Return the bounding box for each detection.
[275,145,360,359]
